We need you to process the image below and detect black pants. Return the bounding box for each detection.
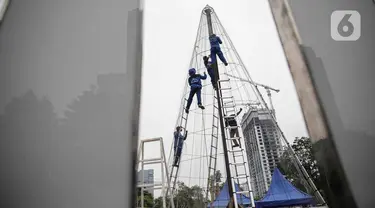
[186,86,202,110]
[173,146,183,165]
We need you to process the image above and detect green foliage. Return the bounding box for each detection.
[277,137,325,198]
[219,182,225,190]
[137,188,154,207]
[208,170,224,201]
[253,196,262,201]
[153,181,206,208]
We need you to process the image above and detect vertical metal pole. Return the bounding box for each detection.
[204,7,235,207]
[206,95,219,205]
[136,142,142,207]
[141,142,145,208]
[160,141,167,208]
[161,138,174,208]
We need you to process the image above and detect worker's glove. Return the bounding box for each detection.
[203,56,209,61]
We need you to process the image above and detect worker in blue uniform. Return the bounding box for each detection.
[203,55,217,90]
[209,34,228,66]
[185,68,207,114]
[173,126,187,167]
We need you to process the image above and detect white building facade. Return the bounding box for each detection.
[241,108,283,198]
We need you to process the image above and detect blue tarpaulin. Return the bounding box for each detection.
[256,168,315,208]
[207,181,252,208]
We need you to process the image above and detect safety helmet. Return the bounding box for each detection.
[188,68,196,75]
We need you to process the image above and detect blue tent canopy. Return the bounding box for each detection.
[256,168,316,208]
[207,181,252,208]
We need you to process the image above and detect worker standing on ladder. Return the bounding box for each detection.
[185,68,207,114]
[224,108,243,148]
[173,126,187,167]
[203,55,217,90]
[209,34,228,66]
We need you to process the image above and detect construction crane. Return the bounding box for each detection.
[225,73,280,116]
[235,100,261,107]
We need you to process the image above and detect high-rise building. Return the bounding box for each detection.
[240,108,283,198]
[137,169,155,197]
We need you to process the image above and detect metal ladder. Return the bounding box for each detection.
[206,94,220,204]
[218,79,256,208]
[167,98,190,207]
[136,137,175,208]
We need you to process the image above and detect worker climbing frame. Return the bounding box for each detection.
[167,97,190,199]
[165,21,201,203]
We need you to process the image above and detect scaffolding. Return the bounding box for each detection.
[136,137,175,208]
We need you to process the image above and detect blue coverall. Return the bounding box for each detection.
[173,131,185,165]
[205,60,216,87]
[186,73,207,111]
[209,35,228,65]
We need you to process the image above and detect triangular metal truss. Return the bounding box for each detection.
[166,4,325,208]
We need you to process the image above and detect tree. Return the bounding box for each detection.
[137,188,154,207]
[208,170,223,200]
[254,196,262,201]
[153,181,205,208]
[278,137,325,198]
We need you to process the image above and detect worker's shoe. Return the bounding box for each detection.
[173,157,180,167]
[198,104,205,110]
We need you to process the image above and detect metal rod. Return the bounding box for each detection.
[206,95,219,204]
[141,142,145,208]
[160,140,166,208]
[204,6,235,207]
[161,137,175,208]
